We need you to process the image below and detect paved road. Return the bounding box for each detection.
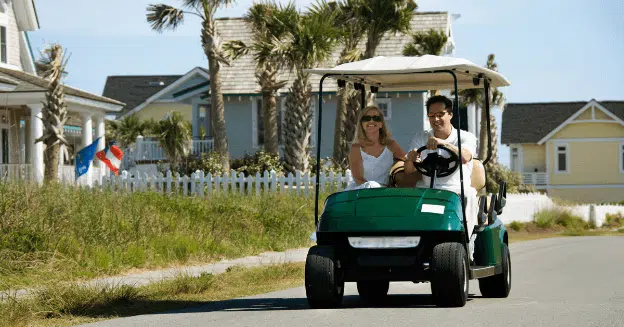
[80,236,624,327]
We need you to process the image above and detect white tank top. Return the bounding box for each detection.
[360,146,394,186]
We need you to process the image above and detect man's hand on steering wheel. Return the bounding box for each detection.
[412,143,460,178]
[426,136,447,150]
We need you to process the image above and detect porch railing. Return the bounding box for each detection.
[135,139,214,162]
[522,172,548,188]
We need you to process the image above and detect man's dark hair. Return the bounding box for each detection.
[426,95,453,113]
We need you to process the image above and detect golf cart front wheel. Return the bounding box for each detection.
[430,242,469,307]
[305,245,344,309]
[357,280,390,304]
[478,242,511,298]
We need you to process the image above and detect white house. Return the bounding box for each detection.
[0,0,124,185]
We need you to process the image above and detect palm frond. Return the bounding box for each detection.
[222,40,250,60]
[402,28,448,56]
[146,4,185,32]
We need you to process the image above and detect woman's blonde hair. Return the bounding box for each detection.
[352,105,392,145]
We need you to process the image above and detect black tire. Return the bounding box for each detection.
[357,280,390,304]
[478,242,511,298]
[430,242,469,307]
[305,245,344,309]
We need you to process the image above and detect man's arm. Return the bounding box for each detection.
[426,135,474,164]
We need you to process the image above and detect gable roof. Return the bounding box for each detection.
[501,100,624,144]
[102,74,183,118]
[216,11,451,95]
[112,67,210,119]
[0,66,125,106]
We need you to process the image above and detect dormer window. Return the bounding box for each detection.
[0,0,7,64]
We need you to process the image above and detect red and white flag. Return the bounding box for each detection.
[96,142,124,176]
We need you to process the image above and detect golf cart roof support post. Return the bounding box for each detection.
[361,83,366,110]
[482,78,493,166]
[448,70,469,246]
[314,74,331,227]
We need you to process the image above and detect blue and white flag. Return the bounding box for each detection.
[75,137,101,179]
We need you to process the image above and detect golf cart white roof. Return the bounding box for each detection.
[305,55,511,91]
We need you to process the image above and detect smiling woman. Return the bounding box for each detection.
[345,105,407,190]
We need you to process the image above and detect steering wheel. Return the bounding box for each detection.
[413,144,460,178]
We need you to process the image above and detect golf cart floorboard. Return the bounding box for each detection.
[470,264,502,279]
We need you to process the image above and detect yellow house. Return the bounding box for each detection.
[502,99,624,204]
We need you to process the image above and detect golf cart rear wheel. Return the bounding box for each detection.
[478,242,511,298]
[305,245,344,309]
[430,242,469,307]
[357,280,390,304]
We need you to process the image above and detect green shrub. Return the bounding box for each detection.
[231,150,284,176]
[177,152,228,176]
[532,206,588,231]
[485,162,535,194]
[508,221,525,232]
[602,212,624,229]
[309,156,347,175]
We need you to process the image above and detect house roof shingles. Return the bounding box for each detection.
[501,100,624,144]
[216,12,450,95]
[102,75,182,118]
[0,67,125,106]
[101,12,450,115]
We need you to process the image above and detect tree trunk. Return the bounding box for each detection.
[478,104,488,161]
[43,143,59,183]
[342,85,361,161]
[260,66,279,156]
[283,70,312,174]
[203,21,230,171]
[489,113,499,165]
[332,86,348,168]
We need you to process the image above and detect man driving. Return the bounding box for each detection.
[404,95,480,262]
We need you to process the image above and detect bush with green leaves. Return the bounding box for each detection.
[485,162,535,194]
[532,206,589,231]
[602,212,624,229]
[231,150,284,176]
[176,152,228,176]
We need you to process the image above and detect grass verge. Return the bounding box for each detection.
[1,262,305,327]
[0,182,321,291]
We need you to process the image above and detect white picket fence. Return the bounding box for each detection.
[101,169,354,196]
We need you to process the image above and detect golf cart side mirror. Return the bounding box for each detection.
[495,182,507,215]
[488,194,498,225]
[477,195,487,227]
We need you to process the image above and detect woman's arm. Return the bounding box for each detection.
[348,144,366,185]
[388,139,407,160]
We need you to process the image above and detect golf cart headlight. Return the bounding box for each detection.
[348,236,420,249]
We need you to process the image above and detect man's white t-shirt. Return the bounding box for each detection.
[409,126,477,194]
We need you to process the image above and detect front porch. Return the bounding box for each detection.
[521,171,548,190]
[0,67,124,185]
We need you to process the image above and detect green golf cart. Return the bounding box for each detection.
[303,55,512,308]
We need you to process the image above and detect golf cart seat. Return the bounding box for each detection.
[388,158,487,191]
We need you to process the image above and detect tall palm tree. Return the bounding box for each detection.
[457,54,505,163]
[402,28,448,96]
[341,0,417,158]
[310,0,367,169]
[151,111,192,171]
[147,0,234,170]
[35,43,70,184]
[281,5,339,173]
[223,1,296,156]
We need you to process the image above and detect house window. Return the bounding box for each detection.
[256,98,264,146]
[1,127,8,164]
[0,26,6,64]
[375,98,392,120]
[511,147,518,171]
[555,144,569,173]
[620,143,624,174]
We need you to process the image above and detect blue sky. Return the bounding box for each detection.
[26,0,623,166]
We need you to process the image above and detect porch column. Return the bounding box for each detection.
[9,110,20,164]
[202,104,210,138]
[81,113,93,186]
[95,115,107,177]
[191,103,199,139]
[467,103,476,136]
[19,118,25,164]
[29,104,44,184]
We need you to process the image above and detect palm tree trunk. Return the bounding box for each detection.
[332,86,348,168]
[203,20,230,171]
[284,70,312,173]
[478,104,488,161]
[260,66,279,156]
[489,113,499,165]
[44,144,60,182]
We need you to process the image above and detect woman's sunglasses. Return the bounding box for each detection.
[361,115,383,122]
